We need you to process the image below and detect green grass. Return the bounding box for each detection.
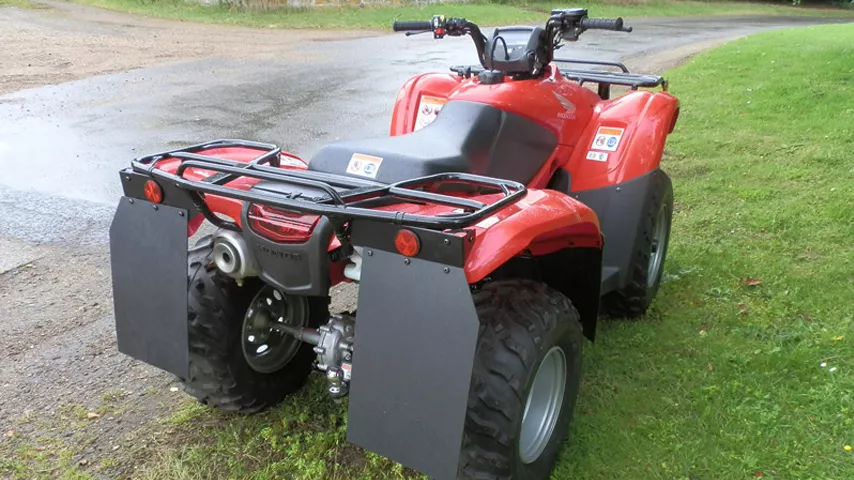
[0,404,99,480]
[0,0,49,8]
[554,22,854,479]
[72,0,854,30]
[126,377,414,480]
[121,21,852,480]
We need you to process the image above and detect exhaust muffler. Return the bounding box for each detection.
[212,230,258,280]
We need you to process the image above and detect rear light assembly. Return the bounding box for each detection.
[247,204,320,244]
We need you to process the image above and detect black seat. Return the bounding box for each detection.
[308,100,557,185]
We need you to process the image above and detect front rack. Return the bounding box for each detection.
[552,58,667,99]
[449,58,666,100]
[130,139,527,232]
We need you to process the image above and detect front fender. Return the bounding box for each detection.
[464,189,602,283]
[567,90,679,191]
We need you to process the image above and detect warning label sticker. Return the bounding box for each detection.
[590,127,625,152]
[341,362,352,381]
[346,153,383,179]
[586,151,609,162]
[414,95,447,131]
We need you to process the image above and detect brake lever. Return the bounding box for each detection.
[405,30,432,36]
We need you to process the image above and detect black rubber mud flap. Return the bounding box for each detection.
[347,249,479,480]
[109,197,189,379]
[574,168,671,294]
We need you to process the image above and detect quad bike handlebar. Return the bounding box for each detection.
[579,17,632,32]
[391,20,433,32]
[392,9,632,77]
[393,16,489,68]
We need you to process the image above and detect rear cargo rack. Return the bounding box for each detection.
[130,139,527,232]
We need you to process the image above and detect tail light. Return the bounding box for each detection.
[247,204,320,244]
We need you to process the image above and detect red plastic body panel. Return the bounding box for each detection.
[389,65,679,192]
[460,189,601,283]
[561,90,679,191]
[354,189,600,283]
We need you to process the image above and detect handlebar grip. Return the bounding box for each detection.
[580,17,632,32]
[393,20,433,32]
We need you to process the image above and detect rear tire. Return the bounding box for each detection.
[182,245,328,413]
[459,280,583,480]
[601,176,673,318]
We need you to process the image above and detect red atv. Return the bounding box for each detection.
[109,9,677,480]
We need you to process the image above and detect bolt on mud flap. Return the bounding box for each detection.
[109,197,190,379]
[346,222,479,480]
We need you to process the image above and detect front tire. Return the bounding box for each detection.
[459,280,584,479]
[182,245,328,413]
[601,174,674,318]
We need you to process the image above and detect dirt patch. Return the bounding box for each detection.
[0,243,182,476]
[0,0,371,95]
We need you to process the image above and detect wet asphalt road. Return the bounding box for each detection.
[0,14,850,246]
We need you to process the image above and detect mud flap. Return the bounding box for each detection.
[347,249,479,480]
[574,168,671,294]
[109,198,189,379]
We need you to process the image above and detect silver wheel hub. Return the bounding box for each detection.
[647,203,669,287]
[519,346,567,464]
[242,286,306,374]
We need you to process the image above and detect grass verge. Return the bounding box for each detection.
[555,21,854,479]
[0,0,49,8]
[119,377,414,480]
[72,0,854,30]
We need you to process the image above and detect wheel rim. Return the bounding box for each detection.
[647,203,669,288]
[519,346,567,464]
[242,286,306,374]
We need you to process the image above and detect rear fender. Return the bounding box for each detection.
[464,189,603,339]
[464,189,601,283]
[566,90,679,191]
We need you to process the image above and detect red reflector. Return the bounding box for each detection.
[394,229,421,257]
[247,204,320,244]
[144,180,163,204]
